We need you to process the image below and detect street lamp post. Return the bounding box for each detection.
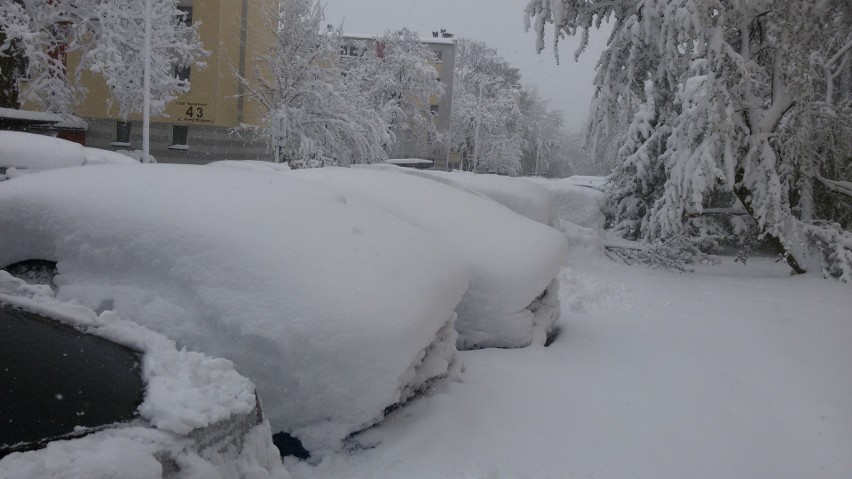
[142,0,152,162]
[472,78,505,174]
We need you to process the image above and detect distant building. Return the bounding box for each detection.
[339,33,457,170]
[66,0,276,164]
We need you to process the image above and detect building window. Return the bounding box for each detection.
[434,51,443,64]
[174,6,193,81]
[430,105,439,116]
[169,125,189,150]
[113,121,131,146]
[174,64,191,82]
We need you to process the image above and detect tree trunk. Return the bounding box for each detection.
[734,171,807,275]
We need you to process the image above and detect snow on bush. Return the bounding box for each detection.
[284,166,568,349]
[0,165,468,454]
[0,274,288,479]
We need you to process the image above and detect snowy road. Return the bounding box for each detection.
[288,250,852,478]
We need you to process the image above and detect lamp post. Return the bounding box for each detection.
[142,0,152,162]
[471,78,505,174]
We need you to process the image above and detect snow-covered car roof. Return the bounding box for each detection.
[373,166,560,227]
[0,131,140,180]
[0,164,468,455]
[0,273,286,478]
[284,166,569,349]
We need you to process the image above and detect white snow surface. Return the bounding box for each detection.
[0,131,86,169]
[0,274,288,479]
[0,164,468,453]
[284,166,569,349]
[285,177,852,479]
[376,166,560,227]
[208,160,291,173]
[82,147,140,165]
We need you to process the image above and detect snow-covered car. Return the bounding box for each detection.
[282,166,569,350]
[0,131,140,180]
[0,164,468,456]
[0,272,286,478]
[373,165,560,227]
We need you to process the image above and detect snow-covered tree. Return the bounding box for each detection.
[242,0,389,168]
[527,0,852,280]
[0,0,206,116]
[450,39,525,175]
[518,87,567,176]
[0,0,76,112]
[78,1,206,120]
[345,28,444,157]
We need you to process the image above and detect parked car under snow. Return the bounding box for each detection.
[0,131,140,181]
[0,273,286,478]
[0,164,468,456]
[281,166,569,350]
[376,166,561,228]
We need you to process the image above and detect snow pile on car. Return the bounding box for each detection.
[0,165,468,454]
[0,131,140,180]
[284,166,568,350]
[0,273,288,478]
[379,166,560,228]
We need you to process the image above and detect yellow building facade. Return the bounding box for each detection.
[72,0,276,164]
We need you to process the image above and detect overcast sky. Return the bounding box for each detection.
[321,0,607,132]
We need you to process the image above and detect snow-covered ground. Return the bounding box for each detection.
[286,177,852,479]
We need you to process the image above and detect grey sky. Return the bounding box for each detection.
[321,0,607,132]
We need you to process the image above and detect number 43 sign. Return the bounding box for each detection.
[176,101,213,124]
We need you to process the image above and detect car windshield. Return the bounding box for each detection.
[0,303,144,458]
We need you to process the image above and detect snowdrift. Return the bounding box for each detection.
[0,165,468,454]
[285,167,568,350]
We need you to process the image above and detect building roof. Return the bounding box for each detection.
[0,107,88,129]
[342,32,456,45]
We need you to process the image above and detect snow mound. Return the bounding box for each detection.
[285,167,568,349]
[0,131,85,170]
[0,274,288,478]
[208,160,291,173]
[0,165,468,453]
[369,166,560,227]
[524,176,607,250]
[0,422,289,479]
[83,148,140,165]
[0,131,140,181]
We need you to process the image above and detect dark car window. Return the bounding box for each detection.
[0,303,144,458]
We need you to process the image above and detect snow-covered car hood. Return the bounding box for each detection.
[0,273,287,478]
[0,164,468,454]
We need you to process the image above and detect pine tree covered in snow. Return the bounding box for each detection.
[0,0,206,116]
[242,0,389,168]
[527,0,852,280]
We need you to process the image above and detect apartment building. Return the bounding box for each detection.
[71,0,275,164]
[340,32,457,170]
